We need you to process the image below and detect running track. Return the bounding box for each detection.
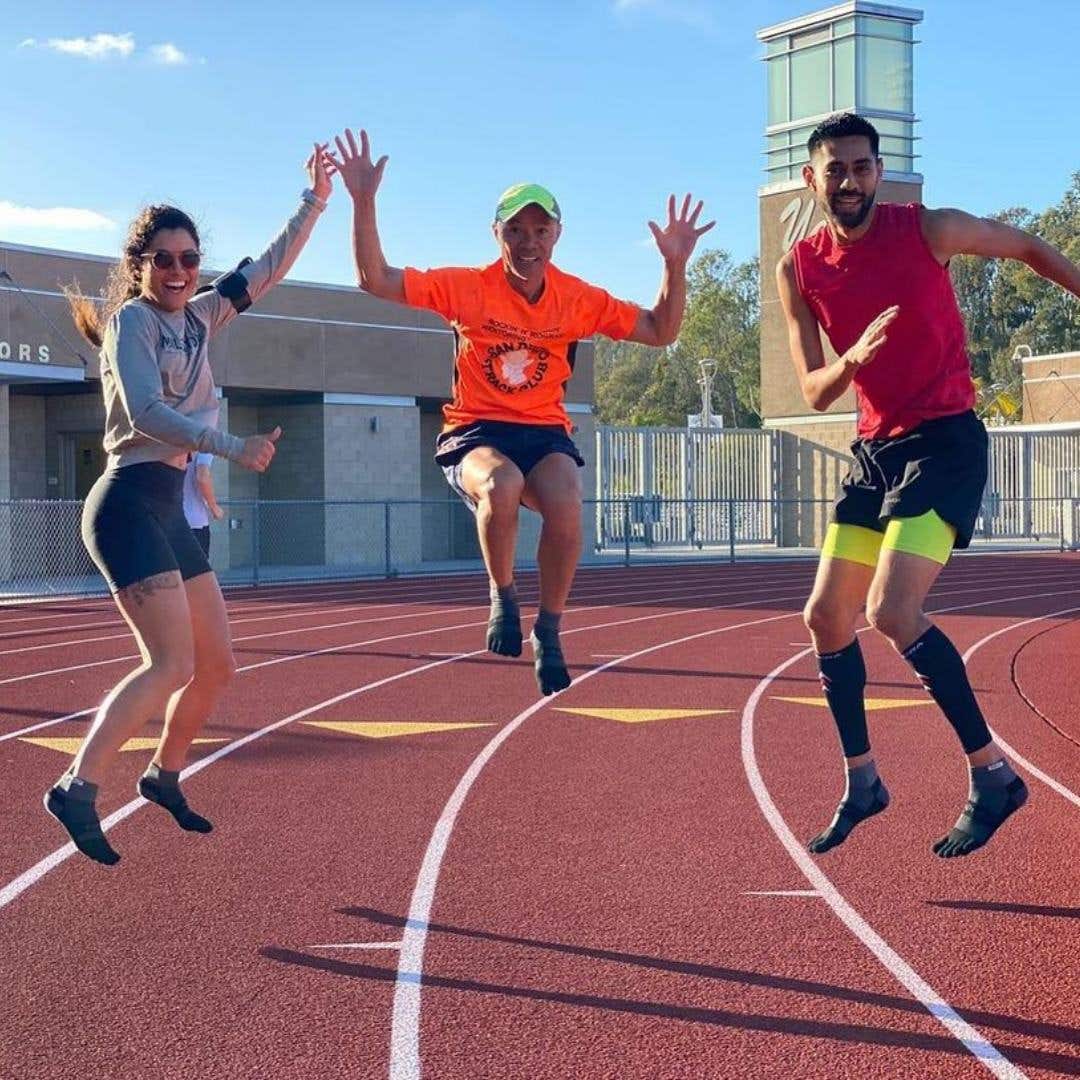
[1,555,1078,1079]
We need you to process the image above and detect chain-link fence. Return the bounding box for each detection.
[2,494,1076,598]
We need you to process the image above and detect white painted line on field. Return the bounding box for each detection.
[0,707,96,744]
[308,941,404,951]
[743,890,820,897]
[734,590,1080,1079]
[963,603,1080,810]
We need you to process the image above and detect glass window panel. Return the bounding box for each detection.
[790,43,831,119]
[832,16,855,36]
[856,15,912,40]
[768,57,788,124]
[792,27,830,48]
[870,117,914,138]
[882,153,914,173]
[833,37,854,108]
[858,37,912,112]
[766,37,788,56]
[767,132,791,150]
[879,135,915,155]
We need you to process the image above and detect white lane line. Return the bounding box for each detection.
[963,604,1080,809]
[390,581,1077,1079]
[0,650,478,913]
[389,608,802,1080]
[743,890,820,897]
[741,661,1026,1079]
[0,584,810,914]
[0,707,96,743]
[735,592,1080,1079]
[309,941,403,951]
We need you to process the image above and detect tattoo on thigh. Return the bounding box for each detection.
[121,571,181,607]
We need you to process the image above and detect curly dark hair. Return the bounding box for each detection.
[807,112,880,159]
[65,205,200,347]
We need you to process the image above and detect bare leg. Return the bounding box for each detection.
[521,453,582,695]
[155,571,235,771]
[135,571,236,834]
[73,572,194,780]
[458,447,525,589]
[522,453,583,616]
[457,448,526,655]
[45,571,193,864]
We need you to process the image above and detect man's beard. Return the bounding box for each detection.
[829,190,876,229]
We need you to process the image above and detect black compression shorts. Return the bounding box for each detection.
[833,409,988,549]
[81,462,212,592]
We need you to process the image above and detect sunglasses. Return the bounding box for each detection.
[141,249,202,271]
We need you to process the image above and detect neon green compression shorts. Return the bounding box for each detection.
[822,511,957,568]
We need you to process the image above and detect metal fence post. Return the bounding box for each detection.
[623,499,631,567]
[728,498,736,564]
[384,501,392,577]
[252,500,261,587]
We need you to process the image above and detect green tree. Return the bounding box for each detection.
[951,174,1080,419]
[594,249,761,427]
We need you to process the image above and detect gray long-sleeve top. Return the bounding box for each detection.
[99,190,325,469]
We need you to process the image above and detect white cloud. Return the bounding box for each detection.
[18,38,37,48]
[41,32,135,60]
[148,42,190,66]
[0,202,115,231]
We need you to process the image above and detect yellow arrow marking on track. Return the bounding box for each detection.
[773,696,936,712]
[554,708,731,725]
[299,721,493,740]
[18,737,227,754]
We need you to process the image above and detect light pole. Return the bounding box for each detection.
[699,357,718,428]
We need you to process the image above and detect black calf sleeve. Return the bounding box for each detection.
[817,639,870,758]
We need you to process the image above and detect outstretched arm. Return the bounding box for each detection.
[922,207,1080,297]
[627,194,715,347]
[776,251,898,412]
[193,143,334,334]
[329,128,406,303]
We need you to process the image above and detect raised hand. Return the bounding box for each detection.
[328,128,388,202]
[843,306,899,369]
[237,427,281,473]
[306,143,334,203]
[648,194,715,265]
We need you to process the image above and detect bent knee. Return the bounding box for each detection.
[475,473,523,516]
[149,651,196,692]
[197,649,237,688]
[804,597,855,640]
[865,599,921,643]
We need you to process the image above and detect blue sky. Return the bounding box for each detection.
[2,0,1077,305]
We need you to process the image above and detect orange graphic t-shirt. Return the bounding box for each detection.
[403,260,640,433]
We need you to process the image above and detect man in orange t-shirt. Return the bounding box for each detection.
[332,128,713,696]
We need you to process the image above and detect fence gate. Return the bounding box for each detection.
[596,426,777,549]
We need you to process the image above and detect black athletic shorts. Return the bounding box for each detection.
[192,526,211,557]
[435,419,584,506]
[833,409,988,549]
[81,462,212,592]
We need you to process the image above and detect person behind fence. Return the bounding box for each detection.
[183,452,224,557]
[46,145,335,866]
[330,128,714,696]
[776,112,1080,859]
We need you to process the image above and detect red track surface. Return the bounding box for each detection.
[1,556,1078,1079]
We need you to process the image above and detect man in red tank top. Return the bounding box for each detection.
[776,113,1080,860]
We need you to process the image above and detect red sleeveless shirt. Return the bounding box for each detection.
[793,202,975,439]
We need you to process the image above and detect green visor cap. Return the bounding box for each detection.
[494,183,561,223]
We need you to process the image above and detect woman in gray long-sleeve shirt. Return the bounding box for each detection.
[45,145,334,865]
